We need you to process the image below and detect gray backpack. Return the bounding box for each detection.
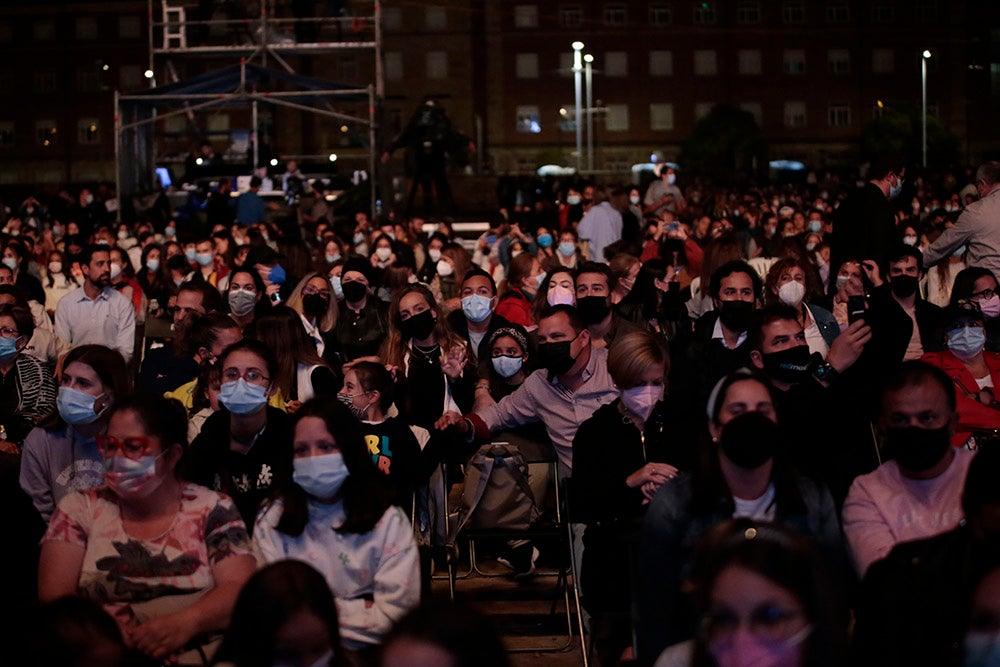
[447,442,541,547]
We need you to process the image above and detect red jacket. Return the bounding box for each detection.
[921,349,1000,446]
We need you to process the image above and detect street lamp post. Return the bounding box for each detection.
[572,41,584,172]
[921,49,931,169]
[584,53,594,173]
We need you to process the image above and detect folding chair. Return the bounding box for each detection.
[444,435,589,665]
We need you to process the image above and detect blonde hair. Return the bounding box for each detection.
[607,330,669,388]
[285,272,338,332]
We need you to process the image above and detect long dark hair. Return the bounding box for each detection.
[692,370,806,516]
[688,518,845,667]
[950,267,999,307]
[214,560,343,667]
[272,395,392,536]
[42,344,131,429]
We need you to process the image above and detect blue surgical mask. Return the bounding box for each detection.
[0,336,20,361]
[965,631,1000,667]
[353,232,365,245]
[461,294,493,323]
[57,386,107,425]
[537,233,553,248]
[889,176,904,200]
[219,378,268,415]
[325,253,341,264]
[808,219,823,233]
[164,226,176,237]
[330,275,344,300]
[293,452,349,499]
[268,264,287,285]
[195,252,214,267]
[146,259,160,273]
[947,325,986,361]
[492,355,523,378]
[185,248,197,262]
[566,195,581,206]
[558,242,576,258]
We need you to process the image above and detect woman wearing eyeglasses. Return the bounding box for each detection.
[653,518,846,667]
[21,344,130,523]
[37,392,256,665]
[183,339,294,532]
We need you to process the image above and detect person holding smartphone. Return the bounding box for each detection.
[244,245,288,307]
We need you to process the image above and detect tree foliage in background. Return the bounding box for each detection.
[861,104,961,169]
[679,105,768,184]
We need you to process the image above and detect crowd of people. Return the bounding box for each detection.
[2,156,1000,667]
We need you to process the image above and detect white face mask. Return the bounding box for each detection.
[375,246,392,262]
[437,259,454,277]
[629,195,641,205]
[777,280,806,306]
[428,248,442,263]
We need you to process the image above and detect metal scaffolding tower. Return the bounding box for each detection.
[115,0,384,218]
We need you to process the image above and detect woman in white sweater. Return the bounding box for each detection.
[252,395,420,655]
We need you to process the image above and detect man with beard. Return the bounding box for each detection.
[53,245,135,362]
[574,261,644,350]
[842,361,975,578]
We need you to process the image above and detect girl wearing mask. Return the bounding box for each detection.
[380,284,474,430]
[287,272,339,359]
[950,267,1000,351]
[764,257,839,357]
[636,369,842,663]
[253,396,420,657]
[921,302,1000,446]
[429,243,471,307]
[573,331,681,665]
[137,243,169,321]
[416,232,449,285]
[321,238,344,269]
[654,518,845,667]
[495,252,546,330]
[185,340,294,531]
[533,225,556,266]
[530,267,577,325]
[0,304,57,454]
[43,250,80,315]
[38,393,255,665]
[226,268,266,332]
[554,229,582,270]
[20,344,130,523]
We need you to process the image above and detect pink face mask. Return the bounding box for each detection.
[979,295,1000,320]
[547,285,575,307]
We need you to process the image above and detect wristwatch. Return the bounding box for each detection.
[812,360,839,383]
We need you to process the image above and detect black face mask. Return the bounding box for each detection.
[718,300,755,333]
[536,335,580,375]
[577,295,611,325]
[341,280,368,303]
[399,309,436,341]
[302,293,329,318]
[719,411,780,469]
[761,345,813,385]
[889,275,919,299]
[882,425,952,472]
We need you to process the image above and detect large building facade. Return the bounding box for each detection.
[1,0,998,187]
